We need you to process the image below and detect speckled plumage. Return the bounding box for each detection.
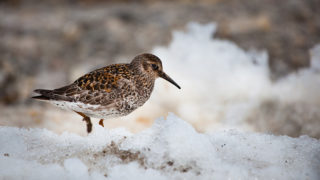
[33,53,180,133]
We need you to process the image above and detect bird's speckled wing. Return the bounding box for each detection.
[70,64,134,106]
[37,64,135,108]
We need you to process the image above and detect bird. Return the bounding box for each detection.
[32,53,181,133]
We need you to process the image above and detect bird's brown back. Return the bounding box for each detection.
[60,64,135,105]
[75,64,132,92]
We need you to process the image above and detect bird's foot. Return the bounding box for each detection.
[99,119,104,127]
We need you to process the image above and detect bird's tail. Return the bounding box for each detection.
[32,85,76,101]
[32,89,54,101]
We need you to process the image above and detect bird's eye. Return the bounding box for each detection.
[151,64,158,70]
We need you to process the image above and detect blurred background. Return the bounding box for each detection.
[1,0,320,137]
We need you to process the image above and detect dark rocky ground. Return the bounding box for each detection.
[0,0,320,137]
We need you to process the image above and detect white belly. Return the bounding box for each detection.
[49,100,121,119]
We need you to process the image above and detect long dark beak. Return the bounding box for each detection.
[159,72,181,89]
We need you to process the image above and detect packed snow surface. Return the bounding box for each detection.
[1,114,320,180]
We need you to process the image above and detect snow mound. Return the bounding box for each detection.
[113,22,320,137]
[1,114,320,179]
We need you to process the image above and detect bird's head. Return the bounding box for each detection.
[131,53,181,89]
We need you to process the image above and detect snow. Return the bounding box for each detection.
[1,113,320,180]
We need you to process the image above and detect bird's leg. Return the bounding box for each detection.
[83,116,92,133]
[99,119,104,127]
[75,111,92,133]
